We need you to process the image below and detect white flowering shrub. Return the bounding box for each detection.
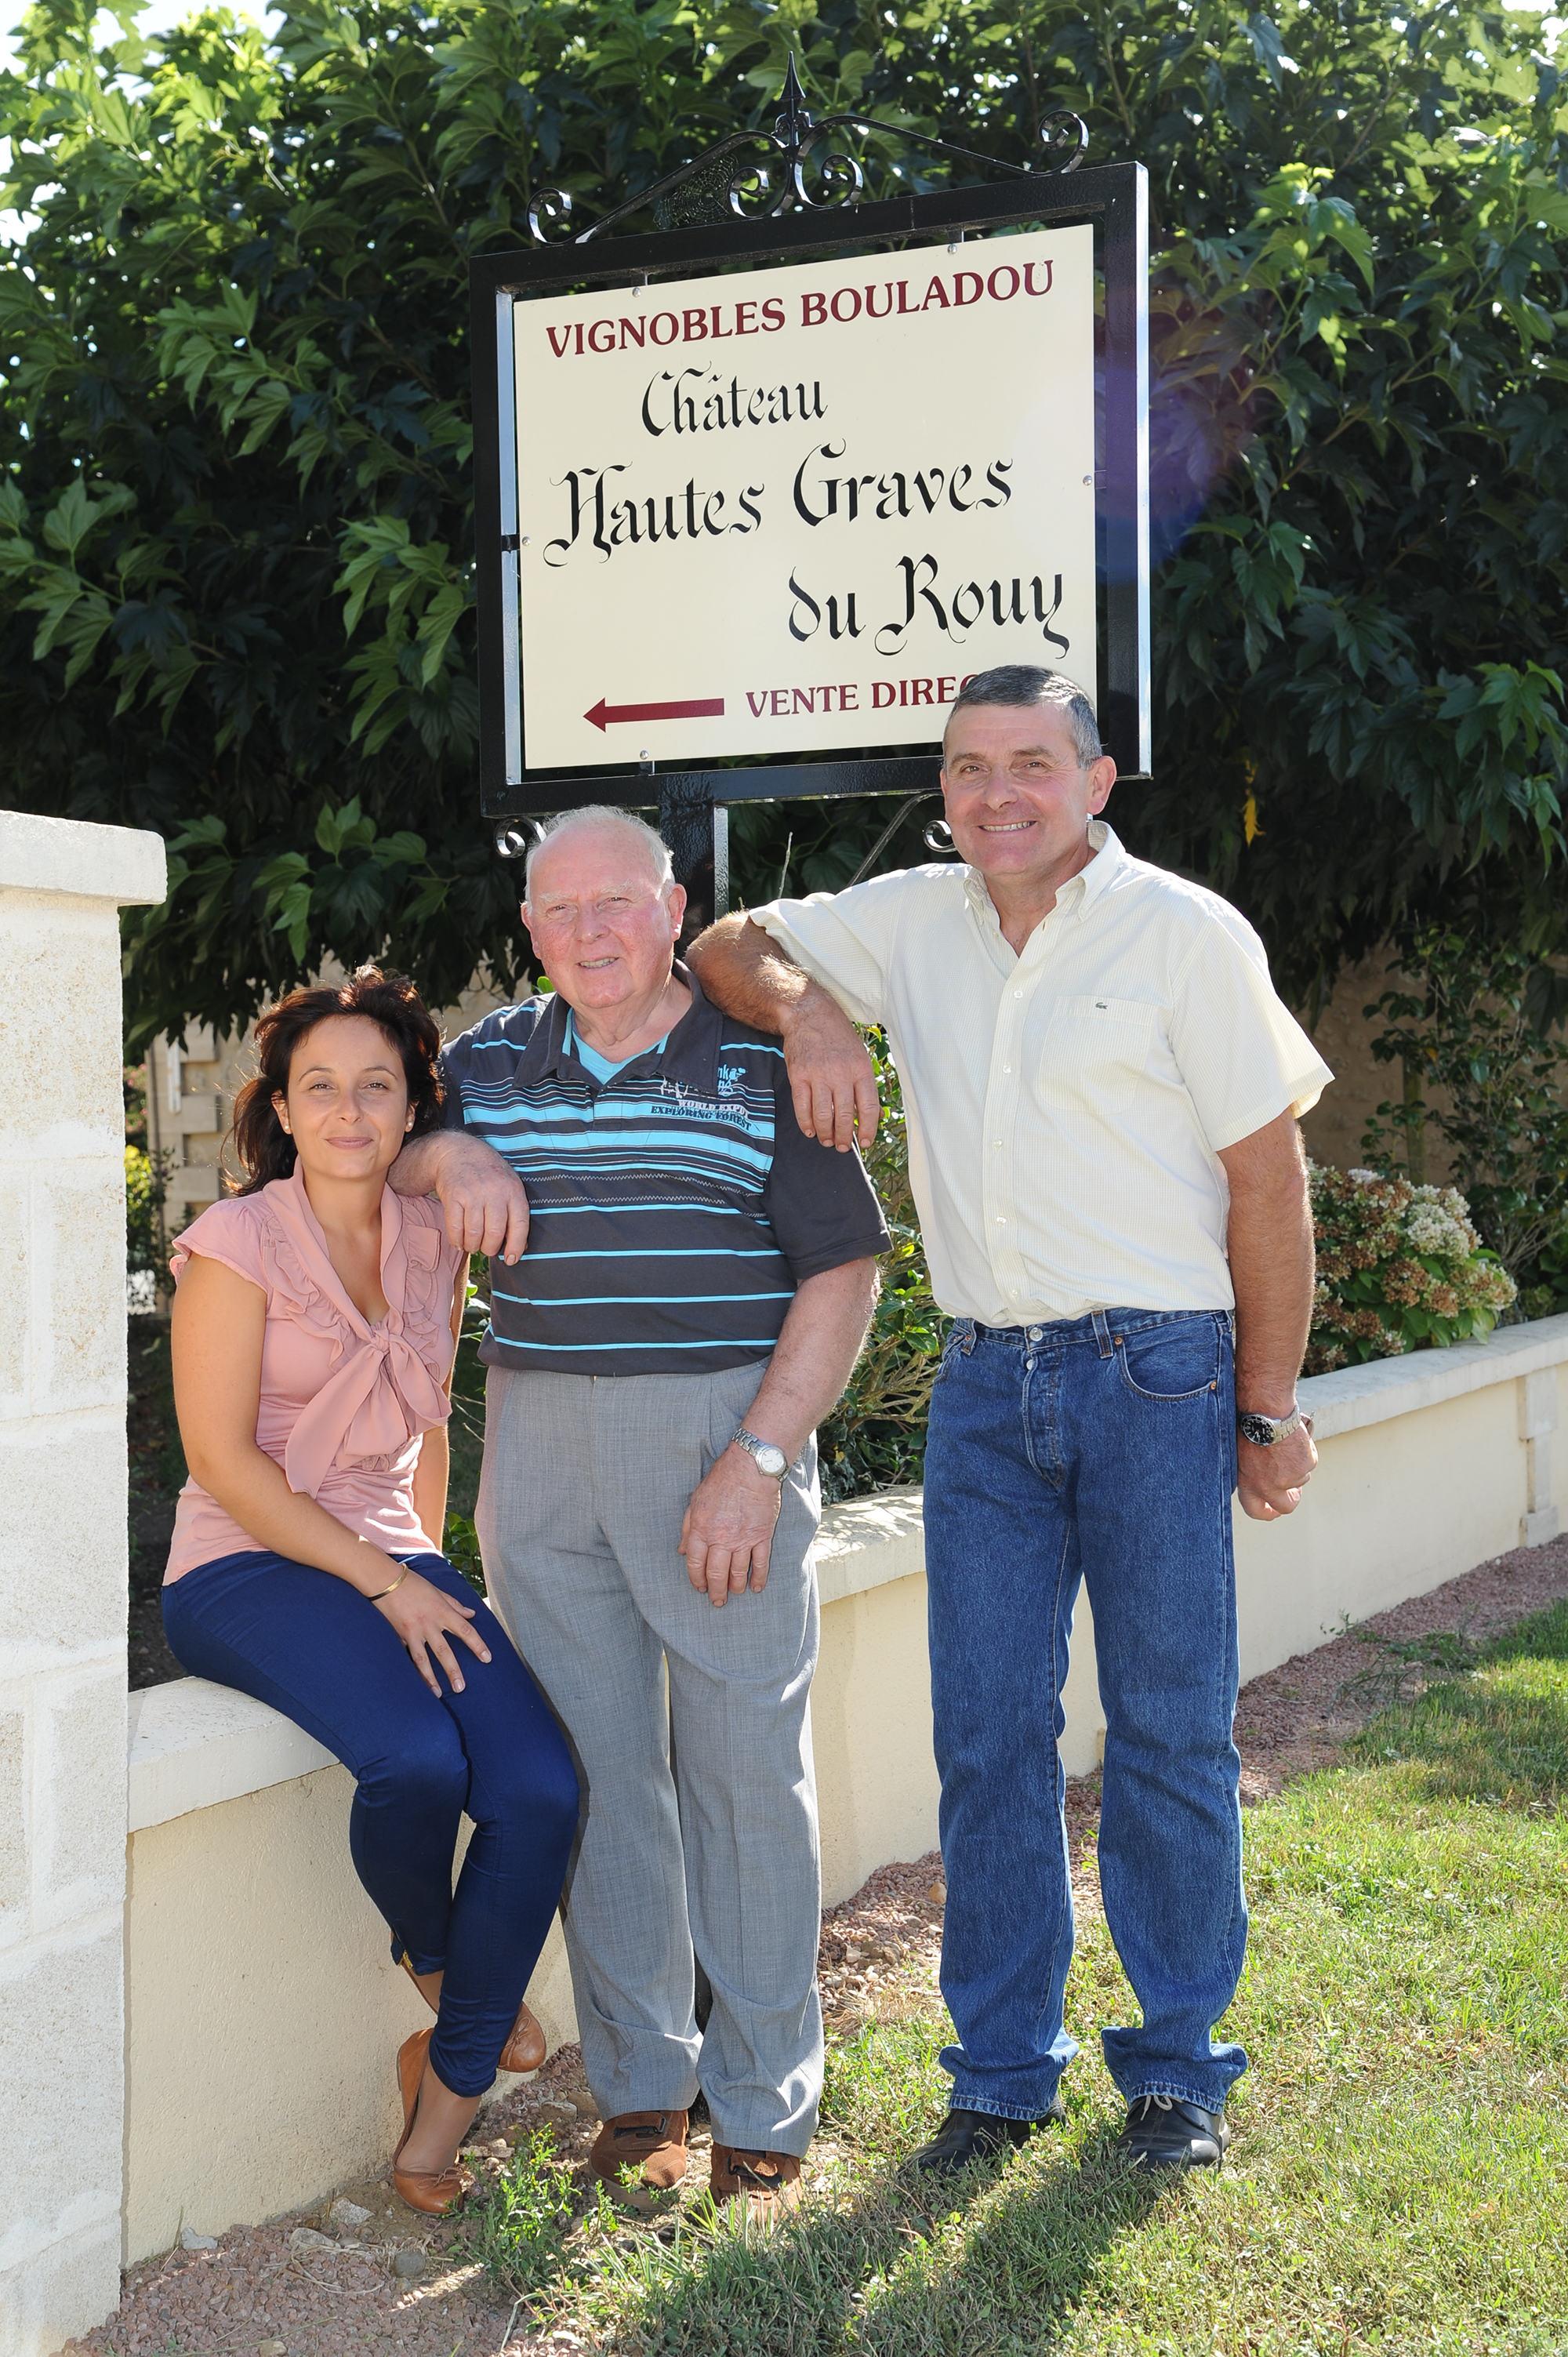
[1306,1164,1518,1374]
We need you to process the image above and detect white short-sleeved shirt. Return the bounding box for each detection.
[751,822,1333,1324]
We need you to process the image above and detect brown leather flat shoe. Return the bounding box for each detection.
[710,2145,802,2217]
[590,2109,691,2191]
[390,2027,474,2217]
[393,2153,474,2217]
[399,1952,545,2077]
[498,2003,546,2076]
[395,2025,432,2140]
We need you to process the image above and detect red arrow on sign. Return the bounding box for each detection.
[584,694,725,732]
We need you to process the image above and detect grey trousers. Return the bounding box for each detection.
[476,1361,825,2155]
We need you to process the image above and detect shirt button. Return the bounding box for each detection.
[1004,1064,1012,1074]
[1013,990,1023,1000]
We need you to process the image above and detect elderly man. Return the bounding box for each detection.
[684,663,1331,2178]
[390,806,886,2214]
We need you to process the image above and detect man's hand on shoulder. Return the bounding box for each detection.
[689,913,880,1150]
[390,1130,530,1262]
[1235,1420,1317,1520]
[781,994,880,1153]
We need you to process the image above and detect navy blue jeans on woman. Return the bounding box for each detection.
[923,1309,1247,2122]
[164,1549,579,2100]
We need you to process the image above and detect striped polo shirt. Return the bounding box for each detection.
[441,964,889,1377]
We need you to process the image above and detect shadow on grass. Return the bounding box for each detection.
[601,2137,1167,2357]
[1348,1598,1568,1803]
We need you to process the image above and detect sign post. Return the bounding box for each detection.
[470,63,1148,921]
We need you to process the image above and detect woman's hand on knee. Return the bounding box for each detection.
[376,1572,492,1696]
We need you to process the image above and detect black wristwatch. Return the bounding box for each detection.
[1236,1404,1308,1447]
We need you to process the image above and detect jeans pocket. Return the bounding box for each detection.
[932,1319,972,1386]
[1115,1317,1221,1403]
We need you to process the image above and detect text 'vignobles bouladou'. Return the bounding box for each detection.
[514,225,1094,767]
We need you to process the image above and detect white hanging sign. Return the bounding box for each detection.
[513,223,1096,769]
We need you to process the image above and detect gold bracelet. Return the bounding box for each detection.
[368,1567,408,1603]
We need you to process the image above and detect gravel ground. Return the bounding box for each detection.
[66,1531,1568,2357]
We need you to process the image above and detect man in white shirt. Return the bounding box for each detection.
[686,663,1330,2177]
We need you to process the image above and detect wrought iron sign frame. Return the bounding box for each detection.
[470,60,1149,909]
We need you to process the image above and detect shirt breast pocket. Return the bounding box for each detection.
[1042,995,1157,1115]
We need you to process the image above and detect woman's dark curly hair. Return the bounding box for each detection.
[228,966,445,1196]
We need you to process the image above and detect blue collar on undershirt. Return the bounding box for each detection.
[563,1007,670,1085]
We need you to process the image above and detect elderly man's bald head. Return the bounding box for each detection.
[524,806,673,898]
[521,804,688,1025]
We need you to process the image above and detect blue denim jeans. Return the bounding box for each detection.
[923,1308,1247,2119]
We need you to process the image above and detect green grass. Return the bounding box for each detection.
[468,1603,1568,2354]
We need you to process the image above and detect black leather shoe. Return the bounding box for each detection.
[1116,2094,1229,2169]
[910,2100,1067,2181]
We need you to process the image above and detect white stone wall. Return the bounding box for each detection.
[0,813,165,2357]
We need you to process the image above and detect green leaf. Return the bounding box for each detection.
[40,479,136,564]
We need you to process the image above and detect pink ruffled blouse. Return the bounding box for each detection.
[164,1168,465,1583]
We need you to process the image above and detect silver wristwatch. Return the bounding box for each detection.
[732,1425,788,1480]
[1236,1404,1308,1447]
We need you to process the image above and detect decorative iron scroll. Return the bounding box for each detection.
[525,54,1087,249]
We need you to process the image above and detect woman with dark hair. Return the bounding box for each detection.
[162,966,578,2214]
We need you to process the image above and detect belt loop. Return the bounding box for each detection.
[1092,1309,1113,1359]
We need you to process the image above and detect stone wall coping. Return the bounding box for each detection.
[127,1484,927,1832]
[128,1680,334,1833]
[1300,1309,1568,1437]
[813,1482,925,1606]
[0,808,166,905]
[126,1313,1568,1834]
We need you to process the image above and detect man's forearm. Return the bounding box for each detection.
[386,1131,457,1197]
[1230,1222,1314,1412]
[678,1255,880,1603]
[1218,1112,1318,1520]
[1220,1118,1315,1412]
[743,1258,880,1460]
[688,914,823,1028]
[388,1128,531,1261]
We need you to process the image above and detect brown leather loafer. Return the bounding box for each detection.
[498,2003,547,2076]
[710,2145,802,2216]
[390,2027,474,2217]
[589,2108,691,2191]
[394,2152,475,2217]
[395,2025,431,2140]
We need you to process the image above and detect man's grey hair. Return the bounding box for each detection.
[945,666,1102,768]
[523,805,675,896]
